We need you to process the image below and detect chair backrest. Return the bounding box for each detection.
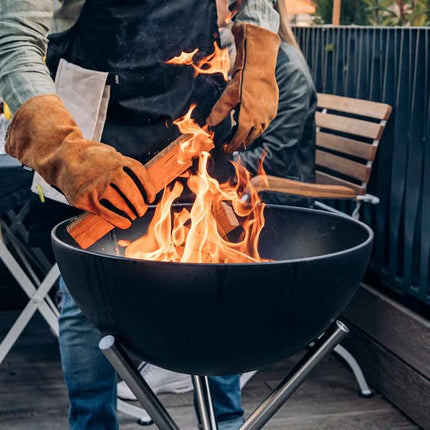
[315,94,392,196]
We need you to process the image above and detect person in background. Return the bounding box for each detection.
[0,0,280,429]
[237,0,317,207]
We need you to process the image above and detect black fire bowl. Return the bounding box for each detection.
[52,204,373,376]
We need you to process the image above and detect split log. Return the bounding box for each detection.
[212,201,240,237]
[68,134,239,249]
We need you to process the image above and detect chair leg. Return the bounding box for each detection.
[333,344,373,397]
[240,321,349,430]
[117,399,152,425]
[0,264,60,364]
[193,375,218,430]
[0,242,60,334]
[99,335,179,430]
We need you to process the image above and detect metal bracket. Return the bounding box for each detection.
[356,194,380,205]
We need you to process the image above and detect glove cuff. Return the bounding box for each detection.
[5,94,84,171]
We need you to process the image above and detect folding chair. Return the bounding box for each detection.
[0,188,60,364]
[0,106,60,361]
[251,93,392,397]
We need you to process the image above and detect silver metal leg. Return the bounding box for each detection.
[99,335,179,430]
[240,321,349,430]
[193,375,218,430]
[333,344,373,397]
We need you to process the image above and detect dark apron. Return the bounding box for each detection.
[30,0,232,246]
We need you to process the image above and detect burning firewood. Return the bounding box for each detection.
[68,41,266,263]
[68,135,240,249]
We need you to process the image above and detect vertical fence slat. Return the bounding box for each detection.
[295,26,430,305]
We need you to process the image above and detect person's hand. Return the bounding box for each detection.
[6,95,155,229]
[207,22,280,153]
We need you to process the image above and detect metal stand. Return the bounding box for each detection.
[193,375,218,430]
[99,335,179,430]
[240,321,349,430]
[99,321,348,430]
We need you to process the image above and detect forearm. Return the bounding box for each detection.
[231,0,280,33]
[0,0,55,113]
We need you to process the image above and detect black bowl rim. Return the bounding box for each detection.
[51,204,374,267]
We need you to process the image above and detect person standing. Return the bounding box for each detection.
[0,1,280,429]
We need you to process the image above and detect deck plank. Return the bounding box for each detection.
[0,311,419,429]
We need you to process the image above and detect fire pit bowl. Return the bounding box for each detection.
[52,204,373,375]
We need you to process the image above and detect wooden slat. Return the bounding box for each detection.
[250,175,358,199]
[344,284,430,379]
[317,93,392,120]
[316,150,371,182]
[343,326,430,430]
[316,112,383,140]
[316,131,377,161]
[316,171,366,195]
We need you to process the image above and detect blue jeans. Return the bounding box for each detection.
[58,278,243,429]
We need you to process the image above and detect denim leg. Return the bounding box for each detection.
[58,277,118,430]
[207,375,244,429]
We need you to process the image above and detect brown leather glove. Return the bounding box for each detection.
[207,22,280,153]
[6,95,155,229]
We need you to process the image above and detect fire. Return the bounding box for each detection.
[121,43,267,263]
[166,42,230,81]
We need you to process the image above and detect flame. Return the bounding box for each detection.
[166,42,230,81]
[123,105,267,264]
[121,44,267,264]
[172,104,214,165]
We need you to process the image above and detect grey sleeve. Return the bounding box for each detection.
[0,0,56,113]
[230,0,280,33]
[239,62,313,175]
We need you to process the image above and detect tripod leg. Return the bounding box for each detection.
[193,375,218,430]
[99,335,179,430]
[241,321,349,430]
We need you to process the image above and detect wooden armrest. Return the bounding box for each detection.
[250,175,358,199]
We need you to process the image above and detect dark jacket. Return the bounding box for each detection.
[239,41,317,207]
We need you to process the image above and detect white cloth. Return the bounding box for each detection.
[31,59,110,204]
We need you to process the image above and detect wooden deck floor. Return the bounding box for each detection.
[0,311,419,429]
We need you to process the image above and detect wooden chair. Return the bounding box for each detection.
[251,93,392,219]
[250,94,392,397]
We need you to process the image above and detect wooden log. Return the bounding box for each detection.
[67,133,212,249]
[212,201,240,237]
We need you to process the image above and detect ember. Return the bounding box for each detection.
[121,43,267,263]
